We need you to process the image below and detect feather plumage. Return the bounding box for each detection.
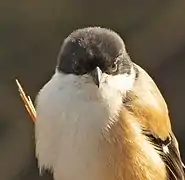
[123,64,185,180]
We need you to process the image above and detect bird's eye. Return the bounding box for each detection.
[111,62,118,72]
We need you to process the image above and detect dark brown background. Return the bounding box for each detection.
[0,1,185,179]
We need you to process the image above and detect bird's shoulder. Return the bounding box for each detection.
[121,65,184,179]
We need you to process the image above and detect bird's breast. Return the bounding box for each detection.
[35,73,121,180]
[35,72,167,180]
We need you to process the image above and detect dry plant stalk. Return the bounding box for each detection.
[16,79,36,122]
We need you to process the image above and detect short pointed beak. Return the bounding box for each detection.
[91,67,102,87]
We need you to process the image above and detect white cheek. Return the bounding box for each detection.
[104,74,134,92]
[100,67,136,94]
[96,69,135,123]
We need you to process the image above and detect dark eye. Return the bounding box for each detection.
[111,62,118,72]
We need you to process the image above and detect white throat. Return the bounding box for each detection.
[35,68,135,180]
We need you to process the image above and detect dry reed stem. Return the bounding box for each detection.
[15,79,36,122]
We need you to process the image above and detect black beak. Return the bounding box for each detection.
[91,67,102,87]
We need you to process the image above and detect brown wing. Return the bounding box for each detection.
[124,64,185,179]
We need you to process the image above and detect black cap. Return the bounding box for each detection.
[57,27,133,76]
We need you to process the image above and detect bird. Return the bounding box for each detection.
[35,27,185,180]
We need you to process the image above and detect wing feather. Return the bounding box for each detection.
[144,131,184,180]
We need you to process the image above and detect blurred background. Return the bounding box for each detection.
[0,0,185,179]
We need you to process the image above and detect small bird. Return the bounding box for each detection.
[35,27,184,180]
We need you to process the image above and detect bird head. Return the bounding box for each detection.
[56,27,137,100]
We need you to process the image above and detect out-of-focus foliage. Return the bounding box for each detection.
[0,1,185,179]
